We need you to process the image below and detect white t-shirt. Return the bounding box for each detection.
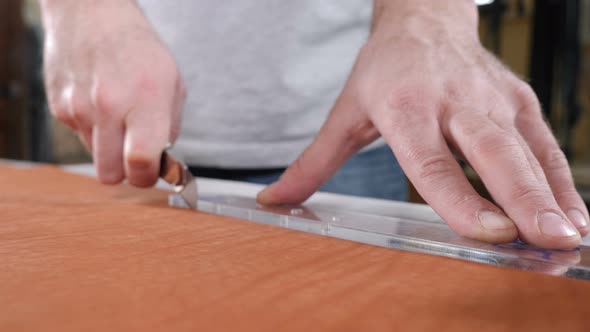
[138,0,373,168]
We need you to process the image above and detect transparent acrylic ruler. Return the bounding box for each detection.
[169,194,590,281]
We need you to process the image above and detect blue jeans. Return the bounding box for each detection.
[241,145,408,201]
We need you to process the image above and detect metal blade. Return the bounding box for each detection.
[178,168,197,210]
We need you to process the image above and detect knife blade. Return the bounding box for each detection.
[159,151,197,209]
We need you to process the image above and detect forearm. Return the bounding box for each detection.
[371,0,479,39]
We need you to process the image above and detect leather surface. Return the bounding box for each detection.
[1,166,589,331]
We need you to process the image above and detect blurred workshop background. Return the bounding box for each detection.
[1,0,590,204]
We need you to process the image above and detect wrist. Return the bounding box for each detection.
[39,0,142,33]
[38,0,137,10]
[371,0,479,43]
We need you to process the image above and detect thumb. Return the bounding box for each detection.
[257,94,378,205]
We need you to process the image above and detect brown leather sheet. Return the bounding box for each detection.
[1,165,589,331]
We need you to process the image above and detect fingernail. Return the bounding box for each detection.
[478,210,514,230]
[538,211,578,238]
[566,209,589,229]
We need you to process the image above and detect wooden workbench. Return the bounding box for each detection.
[1,165,589,331]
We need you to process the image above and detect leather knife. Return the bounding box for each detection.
[159,150,198,209]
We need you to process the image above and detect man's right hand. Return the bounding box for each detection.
[40,0,186,187]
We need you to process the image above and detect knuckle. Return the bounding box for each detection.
[471,132,519,156]
[409,149,456,184]
[514,82,541,114]
[48,97,67,118]
[134,58,178,95]
[442,81,464,102]
[387,87,433,112]
[46,91,60,107]
[510,184,549,203]
[539,147,569,172]
[447,193,484,214]
[44,75,64,97]
[70,97,92,124]
[53,109,72,125]
[443,79,485,103]
[92,83,126,120]
[133,73,171,103]
[556,189,582,203]
[47,93,77,128]
[93,82,117,114]
[417,157,454,184]
[135,74,159,94]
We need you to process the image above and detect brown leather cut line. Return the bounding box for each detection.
[0,165,589,332]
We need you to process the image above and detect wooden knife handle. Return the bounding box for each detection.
[159,151,185,186]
